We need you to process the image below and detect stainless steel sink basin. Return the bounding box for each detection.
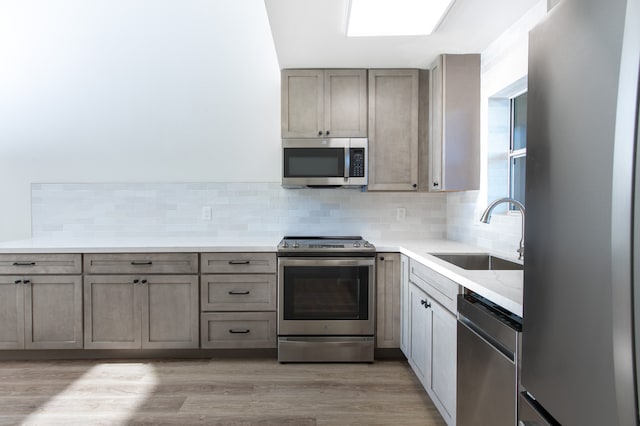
[430,253,523,271]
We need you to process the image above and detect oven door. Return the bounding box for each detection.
[278,257,375,336]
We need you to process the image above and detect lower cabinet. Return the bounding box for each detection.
[84,275,199,349]
[201,312,277,349]
[399,254,410,356]
[431,297,457,422]
[407,260,458,426]
[0,275,83,349]
[408,283,432,385]
[376,253,401,348]
[200,252,277,349]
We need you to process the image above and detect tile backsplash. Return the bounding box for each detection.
[447,191,524,260]
[32,183,447,242]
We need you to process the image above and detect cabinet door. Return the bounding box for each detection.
[201,312,277,349]
[376,253,401,348]
[324,69,367,137]
[431,299,457,424]
[368,69,419,191]
[84,275,141,349]
[25,275,83,349]
[429,54,481,192]
[0,276,24,349]
[141,275,199,349]
[201,274,276,312]
[408,283,432,388]
[400,254,410,356]
[429,57,444,191]
[201,252,277,274]
[282,70,324,138]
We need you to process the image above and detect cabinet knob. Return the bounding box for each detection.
[318,131,323,136]
[326,130,330,136]
[380,256,385,261]
[14,279,21,285]
[141,279,148,284]
[420,299,431,308]
[412,184,417,188]
[133,279,139,284]
[433,182,439,187]
[23,279,30,284]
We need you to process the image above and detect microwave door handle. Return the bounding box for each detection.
[344,147,350,179]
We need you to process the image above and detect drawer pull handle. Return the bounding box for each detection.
[229,329,250,334]
[228,260,250,265]
[131,261,153,265]
[12,262,35,266]
[228,290,250,295]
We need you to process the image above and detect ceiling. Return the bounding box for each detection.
[264,0,541,69]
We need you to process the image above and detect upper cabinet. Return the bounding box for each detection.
[281,69,367,138]
[368,69,420,191]
[429,54,480,192]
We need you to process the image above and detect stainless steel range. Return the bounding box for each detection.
[277,236,375,362]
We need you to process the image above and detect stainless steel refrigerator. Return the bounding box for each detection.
[520,0,640,424]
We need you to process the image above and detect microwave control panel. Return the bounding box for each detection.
[350,148,365,177]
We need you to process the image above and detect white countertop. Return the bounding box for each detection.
[0,237,280,253]
[373,239,523,317]
[0,236,523,317]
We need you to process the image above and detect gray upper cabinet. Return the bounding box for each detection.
[281,69,367,138]
[429,54,480,192]
[367,69,420,191]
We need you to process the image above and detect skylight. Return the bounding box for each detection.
[346,0,455,37]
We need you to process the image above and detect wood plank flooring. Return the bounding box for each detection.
[0,358,446,426]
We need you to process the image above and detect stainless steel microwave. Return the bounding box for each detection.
[282,138,368,187]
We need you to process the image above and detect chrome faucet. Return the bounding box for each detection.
[480,197,525,260]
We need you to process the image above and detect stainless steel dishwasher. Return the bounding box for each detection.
[457,293,522,426]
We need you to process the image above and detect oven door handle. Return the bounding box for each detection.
[277,257,375,267]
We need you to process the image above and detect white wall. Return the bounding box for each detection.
[0,0,281,241]
[446,0,547,260]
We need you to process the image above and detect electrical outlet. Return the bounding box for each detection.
[201,206,212,220]
[396,207,406,221]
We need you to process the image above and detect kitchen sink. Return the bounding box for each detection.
[430,253,523,271]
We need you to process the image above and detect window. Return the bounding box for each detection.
[487,77,527,213]
[508,92,527,209]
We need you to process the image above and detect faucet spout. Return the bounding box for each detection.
[480,197,525,260]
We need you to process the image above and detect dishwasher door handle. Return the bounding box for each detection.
[458,315,516,363]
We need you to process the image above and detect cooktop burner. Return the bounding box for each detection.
[277,236,375,257]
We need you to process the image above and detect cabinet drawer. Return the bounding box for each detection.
[201,253,276,274]
[409,259,460,313]
[200,312,276,349]
[0,254,81,275]
[201,274,276,312]
[84,253,198,274]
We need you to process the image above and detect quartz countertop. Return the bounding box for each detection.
[0,236,523,316]
[0,237,280,253]
[373,239,523,317]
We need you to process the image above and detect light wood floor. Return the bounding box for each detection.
[0,357,446,426]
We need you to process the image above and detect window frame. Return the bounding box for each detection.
[508,90,527,210]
